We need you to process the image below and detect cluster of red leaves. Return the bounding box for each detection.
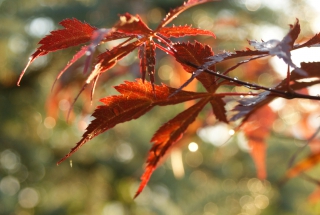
[19,0,320,198]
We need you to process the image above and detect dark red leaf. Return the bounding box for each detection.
[114,13,152,35]
[139,44,147,81]
[172,42,228,122]
[210,97,227,122]
[138,40,156,87]
[297,33,320,48]
[158,25,215,38]
[134,97,210,198]
[57,79,211,164]
[173,41,217,90]
[290,62,320,80]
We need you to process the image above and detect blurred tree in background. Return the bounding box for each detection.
[1,0,320,214]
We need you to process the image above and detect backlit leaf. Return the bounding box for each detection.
[158,25,216,38]
[134,97,210,198]
[173,42,227,121]
[173,41,217,90]
[85,39,144,84]
[18,18,97,85]
[58,79,211,164]
[242,105,275,179]
[114,13,152,35]
[285,152,320,179]
[268,19,306,76]
[156,0,218,29]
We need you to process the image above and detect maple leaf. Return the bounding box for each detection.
[18,18,98,86]
[138,40,156,85]
[158,25,216,38]
[284,152,320,181]
[230,91,271,122]
[249,19,306,76]
[242,105,275,180]
[57,79,211,164]
[156,0,219,29]
[295,33,320,48]
[113,13,152,35]
[19,0,217,105]
[110,9,216,87]
[134,97,210,198]
[172,41,227,122]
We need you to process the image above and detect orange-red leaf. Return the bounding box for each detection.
[285,152,320,179]
[156,0,218,29]
[242,105,275,179]
[114,13,152,35]
[134,97,210,198]
[58,79,211,164]
[18,18,97,85]
[158,25,215,38]
[38,18,97,53]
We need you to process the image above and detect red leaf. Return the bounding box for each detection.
[242,105,275,179]
[134,97,210,198]
[17,50,46,86]
[114,13,152,35]
[173,42,228,122]
[158,25,215,38]
[139,44,147,81]
[38,18,97,53]
[210,97,227,122]
[18,18,97,85]
[85,39,144,84]
[156,0,218,29]
[139,40,156,86]
[57,79,211,164]
[173,41,216,89]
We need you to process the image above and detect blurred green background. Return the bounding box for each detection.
[1,0,320,214]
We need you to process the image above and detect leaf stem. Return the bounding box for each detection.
[183,61,320,101]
